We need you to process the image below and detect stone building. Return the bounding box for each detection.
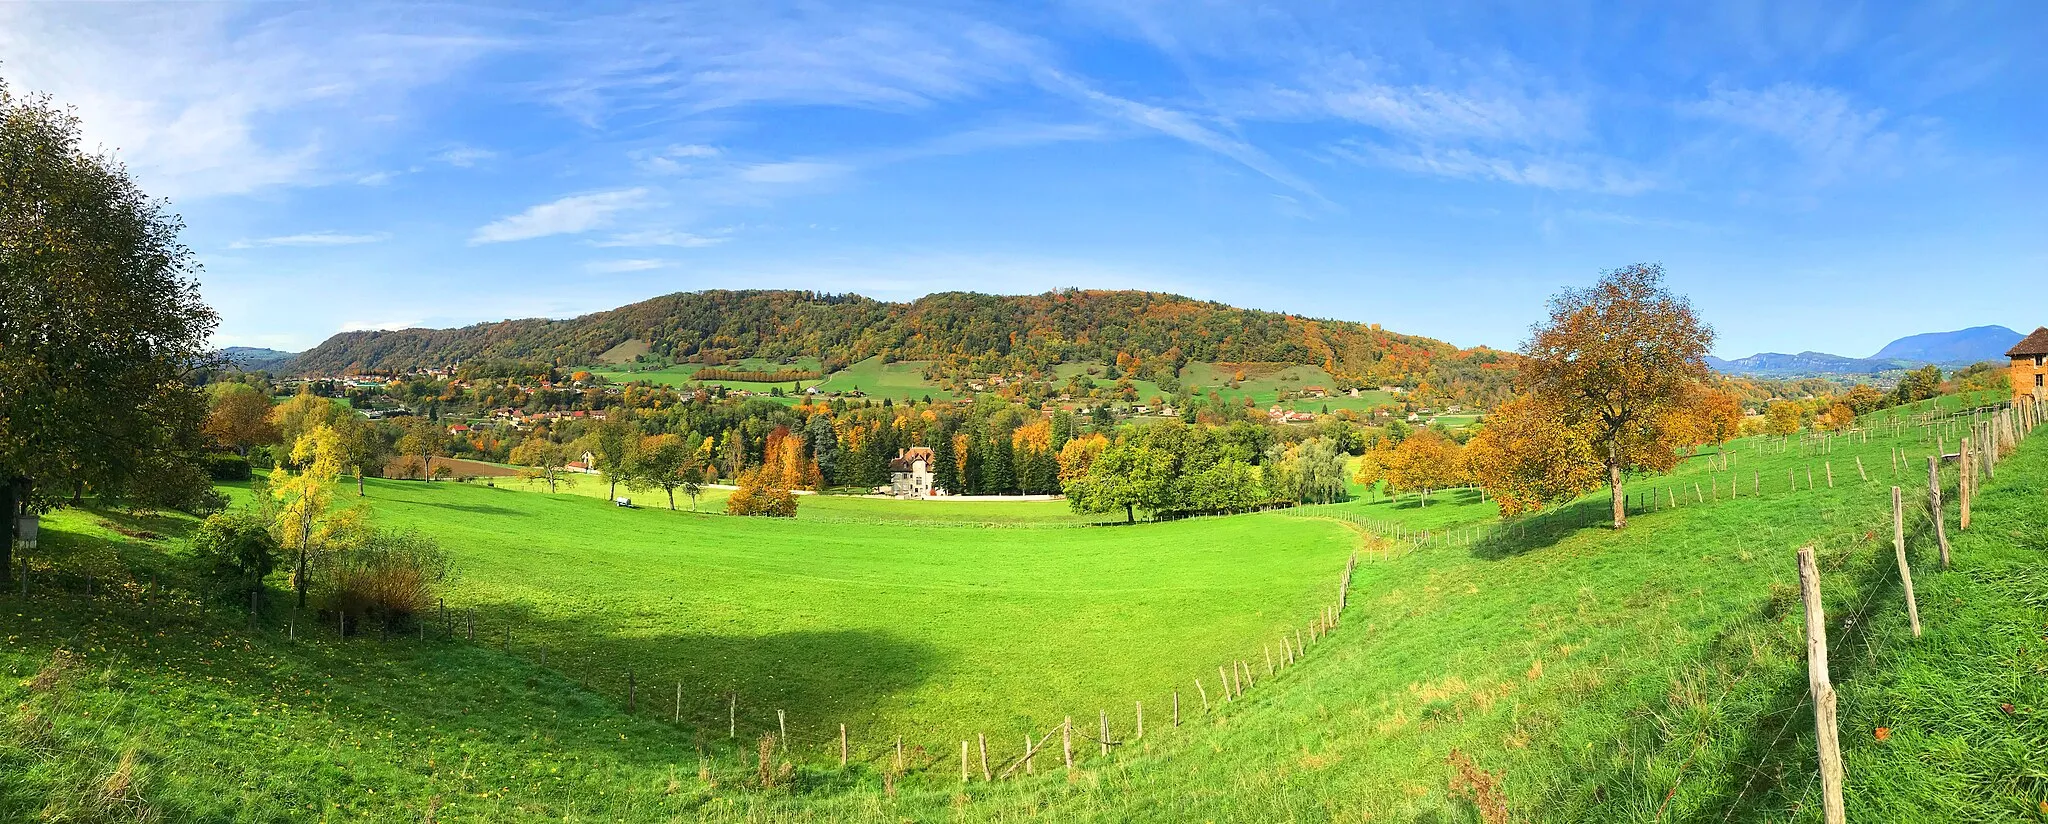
[888,446,940,498]
[2008,326,2048,405]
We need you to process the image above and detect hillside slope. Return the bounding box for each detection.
[6,392,2031,821]
[286,289,1501,389]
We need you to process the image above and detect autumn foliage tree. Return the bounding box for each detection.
[1522,263,1712,529]
[1465,394,1604,516]
[1377,429,1470,507]
[204,383,278,456]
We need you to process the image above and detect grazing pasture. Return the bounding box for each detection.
[806,356,961,402]
[3,389,2039,822]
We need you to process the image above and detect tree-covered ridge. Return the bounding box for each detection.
[287,288,1495,391]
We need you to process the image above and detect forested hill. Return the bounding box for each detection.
[288,288,1503,389]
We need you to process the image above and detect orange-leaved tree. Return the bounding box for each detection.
[1522,263,1713,529]
[1379,428,1469,507]
[1465,394,1605,516]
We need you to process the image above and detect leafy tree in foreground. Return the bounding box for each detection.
[1522,263,1712,529]
[193,510,279,602]
[272,425,344,608]
[1,78,219,581]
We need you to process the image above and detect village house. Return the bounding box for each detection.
[886,446,940,498]
[2009,326,2048,404]
[1301,385,1328,398]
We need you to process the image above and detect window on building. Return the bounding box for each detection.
[2037,354,2045,367]
[2038,373,2044,388]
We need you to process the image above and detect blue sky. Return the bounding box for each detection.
[5,1,2043,358]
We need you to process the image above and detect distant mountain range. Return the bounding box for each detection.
[1709,326,2022,377]
[217,346,298,370]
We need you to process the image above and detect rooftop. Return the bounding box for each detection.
[2007,326,2048,357]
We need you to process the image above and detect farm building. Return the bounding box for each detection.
[2009,326,2048,404]
[887,446,941,498]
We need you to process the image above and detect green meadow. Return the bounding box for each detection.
[589,357,825,395]
[807,356,961,402]
[1178,361,1399,412]
[4,389,2042,821]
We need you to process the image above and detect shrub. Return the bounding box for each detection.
[246,445,277,470]
[201,453,253,481]
[725,468,797,517]
[325,529,450,633]
[191,510,278,598]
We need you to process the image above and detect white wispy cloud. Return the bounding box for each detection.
[735,161,851,185]
[229,231,391,249]
[636,143,724,174]
[1250,56,1590,147]
[1681,83,1928,184]
[1042,70,1327,202]
[0,4,498,199]
[1333,141,1657,195]
[538,5,1044,123]
[591,229,732,248]
[435,145,497,167]
[470,188,651,244]
[582,258,670,274]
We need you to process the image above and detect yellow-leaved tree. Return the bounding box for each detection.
[1465,394,1605,516]
[272,424,344,607]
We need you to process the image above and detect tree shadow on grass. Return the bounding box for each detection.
[414,500,525,517]
[1469,497,1613,560]
[431,602,939,752]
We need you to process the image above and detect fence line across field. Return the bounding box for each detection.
[9,393,2033,796]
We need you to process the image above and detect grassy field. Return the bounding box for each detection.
[1178,361,1397,412]
[589,357,825,396]
[3,389,2038,821]
[1050,362,1167,405]
[807,356,961,403]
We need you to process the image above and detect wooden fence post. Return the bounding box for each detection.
[777,709,787,750]
[841,724,849,768]
[1796,547,1848,824]
[1100,710,1109,755]
[1220,666,1231,701]
[961,741,969,782]
[1893,486,1920,638]
[1196,678,1210,711]
[1173,691,1180,727]
[1959,439,1972,530]
[729,692,736,738]
[1825,461,1833,488]
[1063,717,1073,769]
[1855,456,1866,481]
[980,733,991,780]
[1927,456,1952,569]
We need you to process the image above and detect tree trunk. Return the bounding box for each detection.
[295,506,313,608]
[0,478,18,585]
[609,478,617,500]
[1608,442,1626,529]
[356,467,365,496]
[668,489,676,510]
[1125,503,1135,523]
